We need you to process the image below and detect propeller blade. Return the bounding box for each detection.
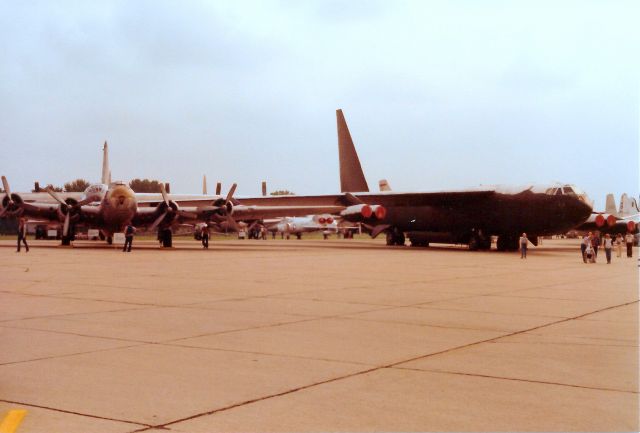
[226,214,240,232]
[63,212,71,237]
[149,211,168,232]
[45,187,66,206]
[77,196,97,206]
[1,176,11,198]
[225,183,237,205]
[160,183,170,207]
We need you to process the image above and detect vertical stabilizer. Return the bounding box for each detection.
[379,179,391,191]
[101,141,110,184]
[605,194,617,216]
[261,181,267,197]
[336,109,369,192]
[619,193,638,216]
[203,175,208,195]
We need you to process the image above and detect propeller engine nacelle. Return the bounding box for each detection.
[1,193,24,216]
[628,220,637,233]
[212,198,234,216]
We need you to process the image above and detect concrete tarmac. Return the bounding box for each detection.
[0,238,637,432]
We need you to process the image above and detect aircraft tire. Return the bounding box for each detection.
[296,233,302,240]
[107,236,113,245]
[61,236,71,246]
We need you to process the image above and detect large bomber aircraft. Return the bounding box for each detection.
[1,143,388,246]
[1,175,386,247]
[236,110,593,251]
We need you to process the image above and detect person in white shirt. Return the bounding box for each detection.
[603,233,613,264]
[615,233,624,258]
[625,233,635,258]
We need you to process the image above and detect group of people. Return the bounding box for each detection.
[581,232,634,264]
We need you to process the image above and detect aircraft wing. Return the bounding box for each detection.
[236,190,496,208]
[177,205,345,222]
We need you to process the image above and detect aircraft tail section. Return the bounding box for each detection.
[605,194,617,216]
[337,109,369,192]
[101,141,110,184]
[203,175,208,195]
[379,179,391,191]
[619,193,639,216]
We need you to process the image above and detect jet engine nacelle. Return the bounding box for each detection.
[276,222,292,233]
[628,220,637,233]
[340,204,386,222]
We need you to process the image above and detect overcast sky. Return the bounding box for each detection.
[1,0,638,208]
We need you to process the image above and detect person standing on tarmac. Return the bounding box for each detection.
[16,217,29,253]
[201,224,210,249]
[123,223,136,252]
[615,233,624,258]
[519,233,528,259]
[603,233,613,264]
[625,232,635,258]
[581,233,591,263]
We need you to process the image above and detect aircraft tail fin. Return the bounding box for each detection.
[379,179,391,191]
[337,109,369,192]
[605,194,617,216]
[203,175,208,195]
[101,141,110,184]
[619,193,639,216]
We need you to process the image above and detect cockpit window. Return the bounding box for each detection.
[563,187,574,194]
[555,188,563,195]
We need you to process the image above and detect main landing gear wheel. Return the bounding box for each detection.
[497,234,518,251]
[469,233,491,251]
[296,233,302,240]
[107,236,113,245]
[386,228,405,246]
[61,236,71,246]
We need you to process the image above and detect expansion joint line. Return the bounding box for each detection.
[131,299,639,432]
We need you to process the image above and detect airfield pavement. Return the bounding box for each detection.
[0,237,638,433]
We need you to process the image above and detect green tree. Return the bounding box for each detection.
[64,179,91,192]
[44,184,63,192]
[129,178,164,193]
[270,190,295,196]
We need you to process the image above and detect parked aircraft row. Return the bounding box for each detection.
[1,110,599,250]
[575,193,639,235]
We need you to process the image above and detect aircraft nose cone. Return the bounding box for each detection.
[569,197,593,224]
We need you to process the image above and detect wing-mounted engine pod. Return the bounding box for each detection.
[606,215,617,227]
[318,217,326,224]
[340,204,386,221]
[326,217,334,224]
[1,193,24,216]
[2,193,23,209]
[371,205,387,220]
[628,221,637,233]
[595,214,606,227]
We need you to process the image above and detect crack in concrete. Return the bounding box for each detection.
[393,366,639,394]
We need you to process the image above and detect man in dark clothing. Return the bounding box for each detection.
[17,218,29,253]
[592,234,600,259]
[201,224,210,249]
[123,224,136,252]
